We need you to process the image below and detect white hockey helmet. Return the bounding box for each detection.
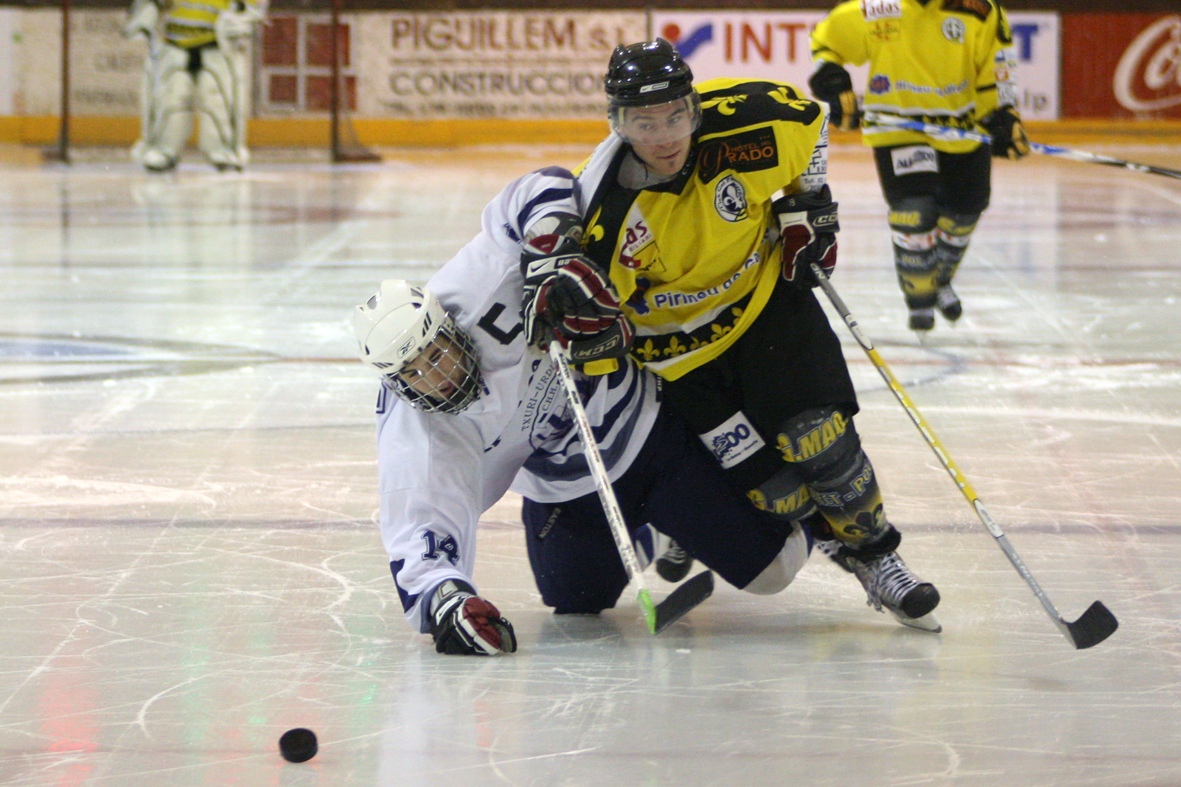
[351,280,483,414]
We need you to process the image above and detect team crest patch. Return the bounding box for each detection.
[943,17,966,43]
[714,176,748,222]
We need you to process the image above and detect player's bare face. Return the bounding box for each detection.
[632,134,692,178]
[622,101,695,177]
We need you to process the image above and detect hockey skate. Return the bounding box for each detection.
[142,148,178,173]
[655,540,694,583]
[908,307,935,332]
[935,285,962,322]
[850,551,941,632]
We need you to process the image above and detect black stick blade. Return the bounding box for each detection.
[653,571,715,634]
[1067,601,1119,649]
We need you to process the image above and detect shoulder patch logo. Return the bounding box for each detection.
[696,126,779,183]
[942,17,966,43]
[714,176,748,222]
[860,0,901,22]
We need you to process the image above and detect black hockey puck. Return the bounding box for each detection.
[279,728,318,763]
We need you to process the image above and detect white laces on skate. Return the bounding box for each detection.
[856,552,921,612]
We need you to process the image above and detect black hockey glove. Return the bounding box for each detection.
[809,61,861,132]
[428,579,517,656]
[775,184,840,287]
[522,255,634,363]
[981,106,1030,160]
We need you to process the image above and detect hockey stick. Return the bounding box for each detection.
[548,344,715,634]
[864,111,1181,182]
[809,264,1118,649]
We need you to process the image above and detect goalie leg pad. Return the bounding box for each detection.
[193,46,242,168]
[144,44,196,162]
[775,407,898,554]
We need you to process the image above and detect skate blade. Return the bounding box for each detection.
[890,610,942,633]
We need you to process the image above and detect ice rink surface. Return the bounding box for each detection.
[1,139,1179,785]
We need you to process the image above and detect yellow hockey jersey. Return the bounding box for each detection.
[163,0,253,49]
[811,0,1017,153]
[576,78,825,381]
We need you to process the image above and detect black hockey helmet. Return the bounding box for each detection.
[604,38,694,108]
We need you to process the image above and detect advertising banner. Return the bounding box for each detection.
[1062,14,1181,118]
[355,12,647,119]
[650,10,1060,120]
[19,9,143,117]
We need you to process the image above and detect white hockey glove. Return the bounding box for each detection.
[775,184,840,287]
[123,0,159,39]
[217,2,264,41]
[428,580,517,656]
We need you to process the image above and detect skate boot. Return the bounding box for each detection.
[813,537,853,573]
[935,285,962,322]
[908,307,935,332]
[850,551,942,632]
[655,540,694,583]
[142,148,177,173]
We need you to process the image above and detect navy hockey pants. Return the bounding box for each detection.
[522,403,802,614]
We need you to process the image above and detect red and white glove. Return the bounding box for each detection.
[522,255,634,363]
[775,184,840,287]
[429,580,517,656]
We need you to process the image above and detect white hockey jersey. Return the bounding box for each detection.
[375,167,661,633]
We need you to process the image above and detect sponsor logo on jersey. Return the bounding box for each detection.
[869,19,901,42]
[943,17,966,43]
[891,145,939,175]
[860,0,901,22]
[701,412,765,469]
[696,127,779,182]
[869,74,892,94]
[619,207,658,270]
[714,175,749,222]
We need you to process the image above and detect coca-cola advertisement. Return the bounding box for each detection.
[1062,13,1181,118]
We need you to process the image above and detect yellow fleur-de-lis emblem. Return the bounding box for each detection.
[701,95,746,116]
[663,337,686,357]
[634,338,660,362]
[767,87,811,112]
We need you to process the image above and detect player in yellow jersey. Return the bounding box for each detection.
[125,0,265,172]
[522,39,941,631]
[810,0,1029,330]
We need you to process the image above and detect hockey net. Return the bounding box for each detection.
[46,0,379,164]
[328,0,380,163]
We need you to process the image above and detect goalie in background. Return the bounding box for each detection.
[809,0,1029,332]
[124,0,265,172]
[350,167,820,656]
